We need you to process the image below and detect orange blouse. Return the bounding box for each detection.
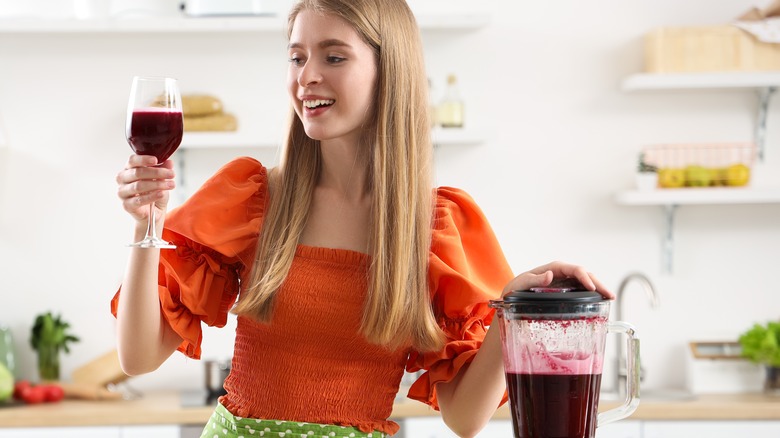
[111,157,514,435]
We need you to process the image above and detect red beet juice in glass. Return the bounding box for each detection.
[506,371,602,438]
[126,108,183,163]
[491,289,640,438]
[505,339,604,438]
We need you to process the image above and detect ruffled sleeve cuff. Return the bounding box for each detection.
[111,157,267,359]
[406,187,514,409]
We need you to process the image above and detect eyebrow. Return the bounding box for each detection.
[288,39,353,50]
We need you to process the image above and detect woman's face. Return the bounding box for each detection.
[287,10,378,145]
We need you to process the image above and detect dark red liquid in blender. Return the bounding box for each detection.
[506,372,602,438]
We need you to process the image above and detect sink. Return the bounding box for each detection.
[600,389,697,402]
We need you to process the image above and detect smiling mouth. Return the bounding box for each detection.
[303,99,335,109]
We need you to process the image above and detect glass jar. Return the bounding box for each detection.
[765,365,780,396]
[0,325,16,377]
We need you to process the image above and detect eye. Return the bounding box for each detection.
[326,56,346,64]
[288,55,305,67]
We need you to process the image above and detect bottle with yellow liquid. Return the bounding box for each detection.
[437,74,464,128]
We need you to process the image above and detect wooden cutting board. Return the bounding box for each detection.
[71,349,128,387]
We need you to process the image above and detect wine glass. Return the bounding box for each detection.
[125,76,183,249]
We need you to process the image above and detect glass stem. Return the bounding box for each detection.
[147,203,157,240]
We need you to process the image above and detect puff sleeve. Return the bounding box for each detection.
[406,187,514,409]
[111,157,267,359]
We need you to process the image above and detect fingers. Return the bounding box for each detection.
[589,273,614,299]
[116,156,175,184]
[117,178,175,203]
[128,153,159,168]
[120,189,167,216]
[116,154,176,213]
[503,261,615,300]
[501,270,553,297]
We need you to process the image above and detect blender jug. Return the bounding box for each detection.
[490,287,640,438]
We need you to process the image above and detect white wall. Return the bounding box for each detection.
[0,0,778,395]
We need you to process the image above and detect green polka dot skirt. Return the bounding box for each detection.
[201,402,387,438]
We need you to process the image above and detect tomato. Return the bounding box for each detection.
[12,380,31,401]
[12,381,65,404]
[20,385,46,404]
[41,384,65,402]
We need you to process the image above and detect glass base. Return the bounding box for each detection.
[128,237,176,249]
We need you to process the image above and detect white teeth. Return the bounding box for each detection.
[303,99,334,108]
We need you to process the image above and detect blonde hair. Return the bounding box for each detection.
[233,0,444,352]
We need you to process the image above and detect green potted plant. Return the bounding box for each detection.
[738,320,780,395]
[30,312,79,382]
[635,152,659,191]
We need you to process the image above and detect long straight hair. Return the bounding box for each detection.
[232,0,444,352]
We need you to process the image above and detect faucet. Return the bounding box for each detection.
[614,272,659,398]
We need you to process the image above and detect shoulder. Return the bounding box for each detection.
[207,156,267,186]
[167,156,269,243]
[184,156,269,213]
[432,186,488,230]
[434,186,477,207]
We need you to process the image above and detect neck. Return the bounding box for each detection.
[318,138,370,201]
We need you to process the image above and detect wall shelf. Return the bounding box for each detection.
[181,131,277,149]
[0,13,490,34]
[616,187,780,273]
[619,71,780,273]
[615,187,780,206]
[621,71,780,91]
[431,127,485,147]
[181,127,485,149]
[621,71,780,162]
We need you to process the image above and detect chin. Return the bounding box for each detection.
[303,129,325,141]
[302,125,336,142]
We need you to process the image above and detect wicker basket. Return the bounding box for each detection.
[644,25,780,73]
[641,143,756,188]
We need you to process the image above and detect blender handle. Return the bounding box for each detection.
[598,321,640,428]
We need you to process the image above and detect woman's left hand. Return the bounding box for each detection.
[501,261,614,299]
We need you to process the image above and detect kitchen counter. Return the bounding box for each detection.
[0,391,777,428]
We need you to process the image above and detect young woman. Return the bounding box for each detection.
[113,1,613,437]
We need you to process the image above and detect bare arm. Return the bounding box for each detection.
[436,262,614,438]
[115,155,182,376]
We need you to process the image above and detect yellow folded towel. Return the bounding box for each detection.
[155,94,224,117]
[184,113,238,132]
[182,95,224,117]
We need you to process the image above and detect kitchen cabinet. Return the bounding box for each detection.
[0,425,179,438]
[643,420,780,438]
[597,421,642,438]
[399,418,512,437]
[121,425,181,438]
[400,418,641,437]
[617,71,780,273]
[0,427,120,438]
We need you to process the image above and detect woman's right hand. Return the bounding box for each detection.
[116,154,176,226]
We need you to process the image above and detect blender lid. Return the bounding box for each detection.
[500,287,605,304]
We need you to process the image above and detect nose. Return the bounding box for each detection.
[298,61,322,87]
